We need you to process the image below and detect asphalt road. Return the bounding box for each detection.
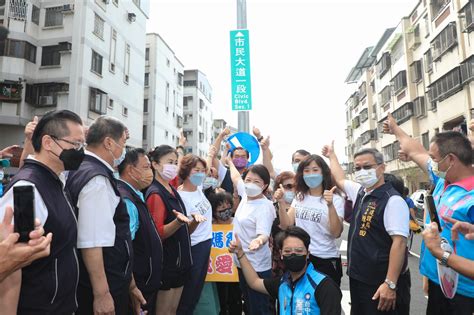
[338,222,428,315]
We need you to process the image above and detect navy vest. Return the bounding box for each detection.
[6,159,79,314]
[347,182,407,285]
[117,180,163,293]
[66,155,133,296]
[145,179,192,273]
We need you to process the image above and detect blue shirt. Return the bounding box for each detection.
[120,180,143,240]
[405,197,415,210]
[419,159,474,298]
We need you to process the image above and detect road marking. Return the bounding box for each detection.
[341,290,351,314]
[409,250,420,258]
[340,240,347,252]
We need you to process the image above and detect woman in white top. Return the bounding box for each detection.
[176,154,211,314]
[228,159,275,315]
[277,154,345,286]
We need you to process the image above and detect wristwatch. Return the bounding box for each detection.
[440,251,451,266]
[384,279,397,290]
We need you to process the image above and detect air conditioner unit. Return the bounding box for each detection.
[128,13,136,23]
[58,41,72,51]
[62,4,74,12]
[39,96,54,106]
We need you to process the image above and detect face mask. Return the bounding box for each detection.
[0,170,4,181]
[245,182,263,197]
[303,174,323,188]
[233,157,248,169]
[109,141,126,167]
[432,157,452,180]
[131,167,154,190]
[283,191,295,204]
[190,172,206,186]
[282,254,307,272]
[113,171,120,179]
[292,163,299,172]
[59,148,85,171]
[159,163,178,181]
[203,177,219,190]
[216,208,233,221]
[355,168,379,188]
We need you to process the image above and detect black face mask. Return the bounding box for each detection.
[282,254,307,272]
[59,148,85,171]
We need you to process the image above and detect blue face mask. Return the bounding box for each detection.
[190,172,206,186]
[283,191,295,204]
[292,163,299,172]
[303,174,323,188]
[203,177,219,190]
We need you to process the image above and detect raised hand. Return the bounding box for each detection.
[252,126,262,139]
[25,116,38,141]
[382,113,397,134]
[321,140,335,158]
[228,234,242,253]
[274,184,285,203]
[323,187,337,206]
[179,128,187,147]
[260,136,271,150]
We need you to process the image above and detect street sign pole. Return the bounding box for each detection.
[237,0,249,133]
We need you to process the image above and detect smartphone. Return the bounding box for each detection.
[425,194,442,232]
[13,185,35,242]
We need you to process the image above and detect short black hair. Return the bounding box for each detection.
[231,146,249,159]
[403,186,409,197]
[32,110,83,152]
[431,131,472,166]
[276,226,311,251]
[148,145,178,164]
[383,173,404,195]
[244,164,271,193]
[86,116,126,146]
[354,148,384,164]
[207,191,234,216]
[292,149,311,162]
[118,148,146,175]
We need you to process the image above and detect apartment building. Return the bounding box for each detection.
[344,0,474,191]
[0,0,149,148]
[212,118,238,154]
[143,33,184,151]
[183,69,213,157]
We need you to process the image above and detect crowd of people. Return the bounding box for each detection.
[0,109,473,315]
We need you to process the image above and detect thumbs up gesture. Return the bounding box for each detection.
[322,140,335,158]
[274,184,285,203]
[323,186,337,206]
[382,113,397,135]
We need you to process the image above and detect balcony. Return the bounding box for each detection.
[431,22,457,62]
[427,66,462,103]
[0,82,22,103]
[407,24,421,50]
[25,83,69,107]
[376,52,391,78]
[413,96,426,118]
[391,70,407,95]
[176,115,183,128]
[352,116,360,129]
[460,55,474,85]
[392,102,413,125]
[361,129,377,145]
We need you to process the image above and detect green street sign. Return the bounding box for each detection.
[230,30,252,111]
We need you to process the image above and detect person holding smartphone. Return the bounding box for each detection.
[0,110,85,314]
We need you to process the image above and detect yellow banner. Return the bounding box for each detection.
[205,224,239,282]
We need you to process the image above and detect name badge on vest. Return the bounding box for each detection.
[437,238,459,299]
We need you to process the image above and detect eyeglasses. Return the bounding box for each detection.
[282,247,306,255]
[51,136,86,151]
[354,164,379,171]
[282,184,294,190]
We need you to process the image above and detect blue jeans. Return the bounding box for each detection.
[238,268,272,315]
[177,239,212,315]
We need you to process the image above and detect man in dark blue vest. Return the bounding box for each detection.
[67,116,140,315]
[0,110,86,314]
[323,144,409,315]
[117,148,162,314]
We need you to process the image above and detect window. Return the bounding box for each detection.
[376,52,391,78]
[199,132,204,142]
[124,44,130,83]
[352,116,360,129]
[392,102,414,125]
[462,1,474,32]
[91,50,103,75]
[165,130,169,138]
[165,82,170,107]
[358,82,367,100]
[422,132,430,150]
[383,143,398,162]
[391,70,407,95]
[143,99,148,113]
[361,130,376,145]
[410,60,423,83]
[424,15,430,37]
[183,96,189,108]
[108,98,114,109]
[122,106,128,116]
[431,0,450,18]
[427,67,462,102]
[379,85,391,106]
[109,29,117,72]
[31,5,40,25]
[144,73,149,86]
[89,88,107,114]
[45,6,63,27]
[408,24,421,49]
[460,55,474,84]
[360,108,368,123]
[166,58,170,67]
[424,49,433,73]
[177,73,183,86]
[199,115,203,126]
[41,45,61,66]
[93,13,105,39]
[414,96,426,117]
[142,126,147,140]
[0,39,36,63]
[9,0,27,20]
[25,83,68,106]
[431,23,457,62]
[145,47,149,61]
[184,80,196,87]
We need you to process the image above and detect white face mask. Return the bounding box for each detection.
[431,157,451,180]
[292,163,299,173]
[244,182,263,197]
[355,168,380,188]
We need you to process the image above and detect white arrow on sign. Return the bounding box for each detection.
[235,32,244,37]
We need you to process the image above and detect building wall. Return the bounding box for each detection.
[0,0,148,149]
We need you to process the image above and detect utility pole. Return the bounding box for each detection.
[237,0,249,132]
